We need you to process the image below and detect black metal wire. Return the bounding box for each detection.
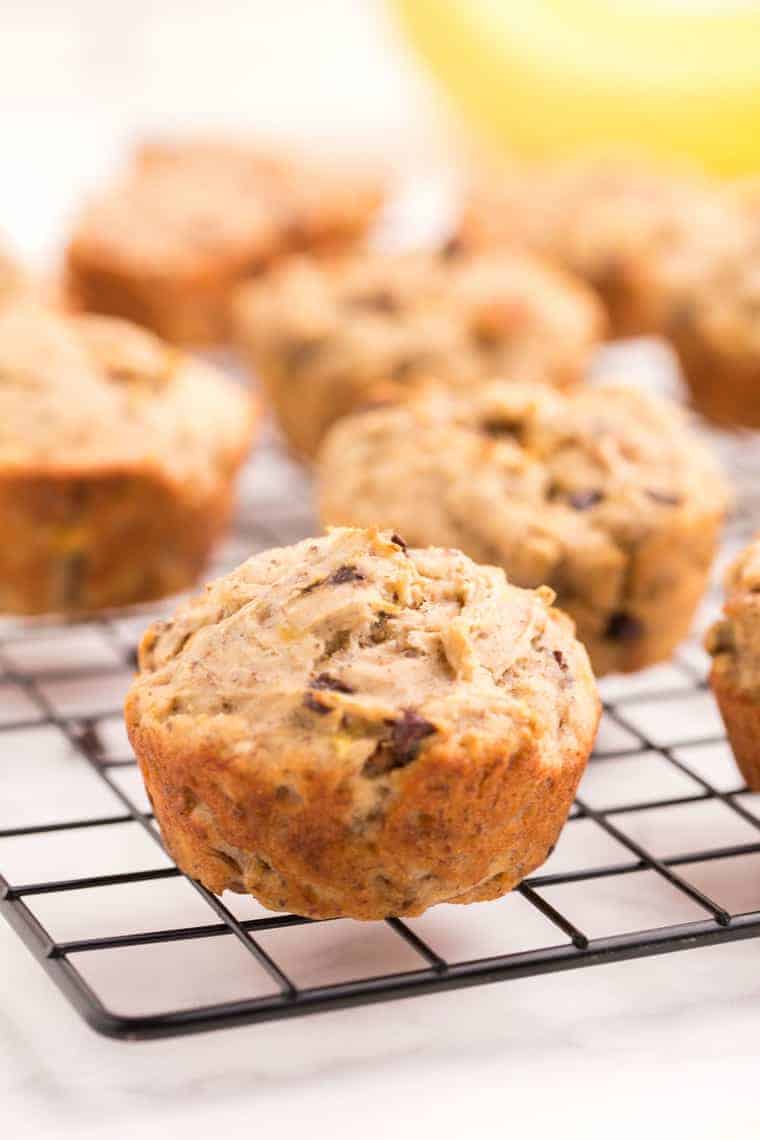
[2,444,759,1041]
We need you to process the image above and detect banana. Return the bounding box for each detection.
[391,0,760,174]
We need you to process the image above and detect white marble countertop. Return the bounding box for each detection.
[3,7,760,1134]
[2,921,760,1140]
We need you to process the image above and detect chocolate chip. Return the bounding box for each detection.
[362,709,436,777]
[303,565,365,594]
[390,533,408,553]
[310,672,354,694]
[391,355,422,382]
[440,235,466,260]
[604,611,644,642]
[347,289,399,315]
[329,565,365,586]
[300,575,327,594]
[568,489,603,510]
[552,649,568,672]
[283,339,321,372]
[303,692,330,716]
[480,418,522,441]
[322,628,350,657]
[646,489,682,506]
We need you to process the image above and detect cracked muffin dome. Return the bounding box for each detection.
[0,303,257,614]
[125,527,600,920]
[706,537,760,790]
[233,246,605,458]
[66,139,385,345]
[318,382,729,676]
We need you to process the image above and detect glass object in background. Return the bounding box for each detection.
[390,0,760,175]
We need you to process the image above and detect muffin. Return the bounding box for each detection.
[638,199,760,429]
[460,159,737,338]
[318,382,728,675]
[234,247,605,458]
[125,527,600,920]
[135,137,385,253]
[66,139,385,345]
[0,303,257,615]
[706,537,760,789]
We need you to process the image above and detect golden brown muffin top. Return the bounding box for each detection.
[131,527,597,774]
[318,381,728,614]
[235,246,605,390]
[462,158,758,346]
[69,140,386,277]
[0,303,254,483]
[0,242,27,307]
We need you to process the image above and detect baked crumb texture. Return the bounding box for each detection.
[460,158,760,429]
[318,382,728,676]
[66,139,385,345]
[126,527,600,920]
[0,303,257,614]
[707,538,760,790]
[234,248,605,458]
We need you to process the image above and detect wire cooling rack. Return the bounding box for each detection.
[2,431,760,1042]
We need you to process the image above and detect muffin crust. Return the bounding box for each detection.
[707,538,760,789]
[126,527,600,919]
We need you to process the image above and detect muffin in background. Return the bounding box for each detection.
[0,240,29,309]
[66,138,386,346]
[318,381,729,675]
[707,537,760,789]
[0,303,257,615]
[459,158,741,339]
[234,246,605,458]
[638,194,760,430]
[460,157,760,430]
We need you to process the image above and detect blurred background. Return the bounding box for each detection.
[0,1,451,261]
[7,0,760,264]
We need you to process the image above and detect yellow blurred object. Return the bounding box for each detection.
[391,0,760,175]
